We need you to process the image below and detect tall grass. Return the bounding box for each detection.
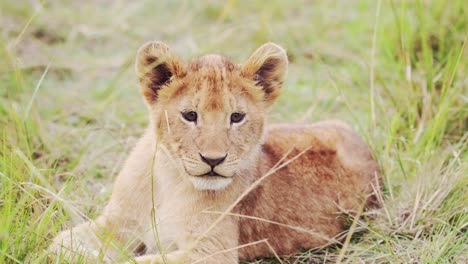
[1,0,466,263]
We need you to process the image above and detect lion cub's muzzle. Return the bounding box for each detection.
[182,153,238,190]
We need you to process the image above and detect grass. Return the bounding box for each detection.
[1,0,467,263]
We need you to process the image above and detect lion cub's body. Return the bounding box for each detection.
[50,42,380,263]
[238,122,379,259]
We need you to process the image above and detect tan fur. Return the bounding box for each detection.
[49,41,381,263]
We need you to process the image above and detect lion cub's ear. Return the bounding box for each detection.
[135,41,185,104]
[241,43,288,106]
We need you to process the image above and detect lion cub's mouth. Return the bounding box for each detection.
[198,170,229,178]
[185,168,234,190]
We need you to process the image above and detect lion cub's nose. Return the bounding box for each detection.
[199,154,227,168]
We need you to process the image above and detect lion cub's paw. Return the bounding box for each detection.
[48,230,111,263]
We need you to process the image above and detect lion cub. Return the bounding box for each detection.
[50,41,381,263]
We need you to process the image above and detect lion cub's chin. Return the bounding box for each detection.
[188,175,233,191]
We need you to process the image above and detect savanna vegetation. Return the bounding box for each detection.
[0,0,467,263]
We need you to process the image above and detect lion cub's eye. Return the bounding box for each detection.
[182,111,198,122]
[230,112,246,124]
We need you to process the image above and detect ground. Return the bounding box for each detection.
[0,0,467,263]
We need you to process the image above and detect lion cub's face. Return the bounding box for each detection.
[136,42,288,190]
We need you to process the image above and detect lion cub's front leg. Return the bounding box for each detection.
[49,215,137,262]
[134,212,240,264]
[50,131,156,262]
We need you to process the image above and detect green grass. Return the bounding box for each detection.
[1,0,467,263]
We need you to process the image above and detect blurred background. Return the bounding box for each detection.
[1,0,467,263]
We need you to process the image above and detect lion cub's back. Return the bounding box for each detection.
[238,120,381,260]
